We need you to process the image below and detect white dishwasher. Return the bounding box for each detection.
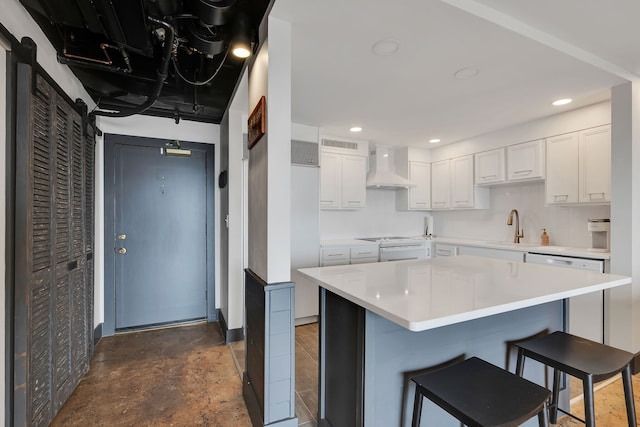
[526,253,605,343]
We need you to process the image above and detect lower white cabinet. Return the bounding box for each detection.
[321,244,379,266]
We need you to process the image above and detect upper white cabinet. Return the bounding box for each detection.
[451,155,474,208]
[579,125,611,203]
[320,137,368,210]
[395,147,431,211]
[432,155,489,210]
[320,152,342,209]
[341,155,367,208]
[507,139,545,182]
[431,160,450,209]
[546,125,610,205]
[546,133,579,204]
[475,148,505,185]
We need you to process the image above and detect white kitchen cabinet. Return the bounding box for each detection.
[546,133,579,204]
[430,160,450,209]
[320,152,366,209]
[546,125,610,205]
[507,139,545,182]
[341,155,367,208]
[451,155,474,208]
[321,244,379,266]
[579,125,611,203]
[395,147,431,211]
[320,246,350,266]
[396,161,431,210]
[475,148,505,185]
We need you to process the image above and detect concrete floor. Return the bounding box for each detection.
[52,321,639,426]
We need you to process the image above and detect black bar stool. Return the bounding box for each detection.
[411,357,551,427]
[515,331,637,427]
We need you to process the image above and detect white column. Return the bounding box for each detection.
[609,81,640,352]
[247,16,291,283]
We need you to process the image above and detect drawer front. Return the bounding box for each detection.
[350,247,379,259]
[321,247,349,262]
[350,257,378,265]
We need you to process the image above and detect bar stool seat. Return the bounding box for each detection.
[515,331,637,427]
[411,357,551,427]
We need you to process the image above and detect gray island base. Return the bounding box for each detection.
[298,256,632,427]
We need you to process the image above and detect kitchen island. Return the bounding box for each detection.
[298,256,631,427]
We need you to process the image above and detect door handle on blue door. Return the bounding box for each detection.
[118,248,127,254]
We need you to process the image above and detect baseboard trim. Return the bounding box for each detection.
[93,323,103,346]
[219,310,244,344]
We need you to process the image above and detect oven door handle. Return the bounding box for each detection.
[380,245,425,253]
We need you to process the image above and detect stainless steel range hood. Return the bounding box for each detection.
[366,145,416,189]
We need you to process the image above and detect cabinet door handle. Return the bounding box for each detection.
[320,199,334,203]
[327,253,346,257]
[553,194,569,201]
[415,202,428,205]
[347,200,361,204]
[481,174,497,179]
[433,201,446,205]
[514,169,533,175]
[588,192,605,200]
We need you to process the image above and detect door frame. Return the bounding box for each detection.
[103,134,216,336]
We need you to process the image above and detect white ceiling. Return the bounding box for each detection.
[270,0,638,147]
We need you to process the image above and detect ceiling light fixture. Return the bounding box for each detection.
[350,126,363,133]
[372,40,400,56]
[231,13,252,59]
[552,98,572,106]
[429,139,441,144]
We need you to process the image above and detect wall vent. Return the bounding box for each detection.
[321,138,358,151]
[291,140,318,166]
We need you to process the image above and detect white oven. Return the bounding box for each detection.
[359,237,431,262]
[379,243,428,261]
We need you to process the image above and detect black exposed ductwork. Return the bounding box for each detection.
[92,17,175,118]
[19,0,268,123]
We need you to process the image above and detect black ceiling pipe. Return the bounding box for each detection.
[91,17,175,119]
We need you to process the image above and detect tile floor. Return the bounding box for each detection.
[52,321,640,426]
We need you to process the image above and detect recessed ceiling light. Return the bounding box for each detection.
[454,67,479,80]
[429,139,441,144]
[350,126,362,133]
[372,40,400,56]
[552,98,572,106]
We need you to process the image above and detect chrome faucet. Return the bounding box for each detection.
[507,209,524,243]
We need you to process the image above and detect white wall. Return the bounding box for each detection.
[95,116,220,327]
[320,190,428,239]
[247,16,292,283]
[0,37,9,426]
[223,69,248,331]
[1,0,94,108]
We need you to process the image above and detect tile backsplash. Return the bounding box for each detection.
[320,182,610,249]
[431,181,610,248]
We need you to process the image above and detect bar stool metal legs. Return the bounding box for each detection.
[515,331,637,427]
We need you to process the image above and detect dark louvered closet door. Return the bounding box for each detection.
[14,65,95,426]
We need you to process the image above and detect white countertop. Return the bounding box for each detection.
[298,256,629,332]
[433,237,610,259]
[320,239,381,247]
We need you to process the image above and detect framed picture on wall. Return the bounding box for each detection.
[248,96,265,149]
